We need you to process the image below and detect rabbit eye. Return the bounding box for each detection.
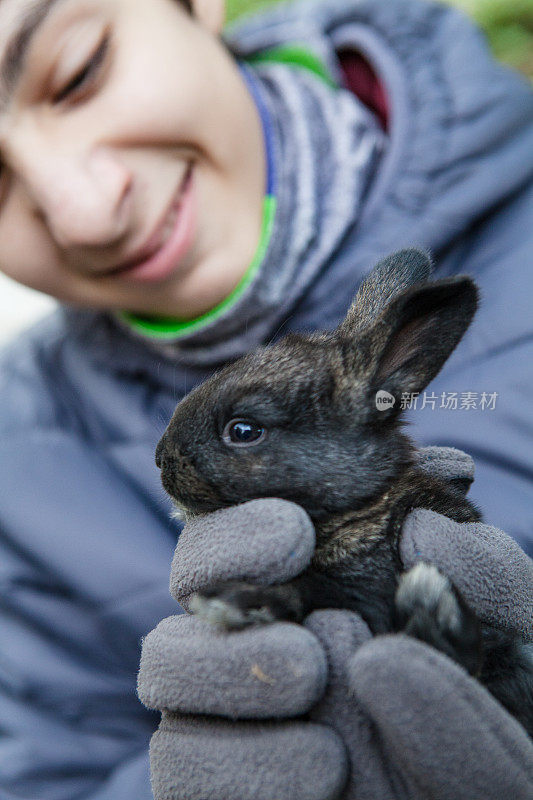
[222,419,266,447]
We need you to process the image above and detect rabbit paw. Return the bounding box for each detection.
[395,563,482,675]
[190,581,303,631]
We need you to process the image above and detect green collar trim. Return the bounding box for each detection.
[246,44,337,89]
[118,194,277,341]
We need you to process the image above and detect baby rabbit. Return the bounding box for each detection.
[156,249,533,737]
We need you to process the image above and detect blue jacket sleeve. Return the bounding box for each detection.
[1,690,153,800]
[0,573,155,799]
[0,430,179,799]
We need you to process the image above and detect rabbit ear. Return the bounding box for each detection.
[359,276,478,412]
[337,249,433,337]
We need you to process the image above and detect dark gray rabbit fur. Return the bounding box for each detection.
[156,249,533,736]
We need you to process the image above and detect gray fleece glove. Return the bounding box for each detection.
[138,447,533,800]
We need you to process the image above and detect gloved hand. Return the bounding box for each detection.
[138,447,533,800]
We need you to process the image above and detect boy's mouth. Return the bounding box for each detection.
[108,162,196,284]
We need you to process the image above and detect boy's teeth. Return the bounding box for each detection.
[155,164,191,254]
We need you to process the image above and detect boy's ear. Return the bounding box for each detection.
[337,249,433,338]
[362,277,478,409]
[191,0,225,34]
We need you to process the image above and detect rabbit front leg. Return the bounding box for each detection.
[394,563,483,676]
[395,563,533,737]
[190,580,308,630]
[189,567,352,630]
[189,567,397,633]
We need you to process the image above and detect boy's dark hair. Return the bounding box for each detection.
[179,0,193,10]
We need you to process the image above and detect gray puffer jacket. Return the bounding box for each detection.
[0,1,532,797]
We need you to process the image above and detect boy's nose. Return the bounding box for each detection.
[31,147,133,250]
[7,129,133,249]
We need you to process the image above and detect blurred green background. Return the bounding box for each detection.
[226,0,533,78]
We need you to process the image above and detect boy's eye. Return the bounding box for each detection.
[53,33,110,105]
[222,419,266,447]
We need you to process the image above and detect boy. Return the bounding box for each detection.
[0,0,531,797]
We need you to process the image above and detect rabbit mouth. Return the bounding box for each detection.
[160,450,226,515]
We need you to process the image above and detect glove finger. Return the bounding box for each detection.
[400,508,533,638]
[305,610,400,800]
[417,446,474,495]
[171,499,315,607]
[348,634,533,800]
[138,614,327,718]
[150,713,348,800]
[304,610,373,724]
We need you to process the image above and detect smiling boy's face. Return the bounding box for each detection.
[0,0,265,318]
